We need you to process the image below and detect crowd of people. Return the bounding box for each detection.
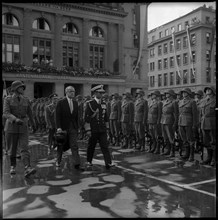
[2,80,216,178]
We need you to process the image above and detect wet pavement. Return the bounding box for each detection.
[2,132,216,218]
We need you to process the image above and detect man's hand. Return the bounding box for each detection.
[15,118,23,125]
[57,128,62,133]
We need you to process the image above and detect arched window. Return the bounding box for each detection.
[32,17,50,31]
[89,26,104,38]
[63,22,78,34]
[2,13,19,26]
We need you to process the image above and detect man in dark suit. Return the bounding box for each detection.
[84,85,114,169]
[55,86,84,171]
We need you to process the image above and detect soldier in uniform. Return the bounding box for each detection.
[160,89,178,156]
[109,93,121,146]
[3,81,37,177]
[193,90,204,155]
[178,88,197,161]
[134,89,148,151]
[120,92,134,149]
[147,90,162,153]
[200,86,216,166]
[84,85,114,169]
[45,93,59,154]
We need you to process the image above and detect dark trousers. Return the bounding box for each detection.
[48,128,56,149]
[87,132,112,166]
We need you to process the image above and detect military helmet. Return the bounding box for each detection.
[123,92,131,99]
[194,90,203,97]
[112,93,119,99]
[181,87,192,96]
[136,89,145,96]
[11,81,26,92]
[204,86,216,95]
[151,90,161,97]
[165,89,176,97]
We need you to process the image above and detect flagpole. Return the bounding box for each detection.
[186,25,195,78]
[171,30,181,79]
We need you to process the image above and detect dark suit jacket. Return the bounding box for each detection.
[55,97,79,131]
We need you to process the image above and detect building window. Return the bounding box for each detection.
[170,72,174,85]
[183,53,188,65]
[133,10,136,25]
[63,23,78,34]
[164,58,168,69]
[176,39,181,50]
[152,35,155,42]
[183,69,188,84]
[176,55,181,66]
[183,36,188,48]
[32,18,50,31]
[2,13,19,26]
[170,57,174,68]
[169,41,173,52]
[206,16,210,24]
[165,29,169,36]
[159,31,162,39]
[206,32,211,43]
[176,71,181,85]
[150,48,155,57]
[206,68,211,82]
[192,51,196,62]
[158,74,162,87]
[2,34,20,63]
[32,38,51,64]
[171,26,175,33]
[206,50,211,61]
[190,68,196,83]
[150,62,155,71]
[185,21,189,27]
[89,26,104,38]
[190,33,196,46]
[158,60,162,70]
[158,45,162,56]
[164,73,168,86]
[89,44,104,69]
[150,76,155,87]
[178,23,182,31]
[62,41,79,67]
[163,43,168,54]
[133,33,139,48]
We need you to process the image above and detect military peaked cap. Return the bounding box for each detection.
[91,85,105,93]
[49,93,58,99]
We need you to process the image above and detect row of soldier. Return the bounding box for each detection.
[43,86,216,167]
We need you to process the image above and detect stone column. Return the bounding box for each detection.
[54,14,62,69]
[118,23,124,75]
[23,8,32,66]
[107,22,113,72]
[82,18,89,69]
[24,80,34,100]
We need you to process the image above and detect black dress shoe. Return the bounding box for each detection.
[105,163,115,170]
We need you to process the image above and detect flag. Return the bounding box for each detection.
[2,79,8,98]
[133,4,148,75]
[208,18,216,69]
[171,30,181,79]
[186,25,195,78]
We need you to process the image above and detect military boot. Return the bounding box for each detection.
[140,138,145,151]
[188,144,195,162]
[162,142,171,155]
[121,136,127,148]
[200,148,213,165]
[149,141,156,153]
[181,143,190,160]
[154,140,160,154]
[169,144,175,157]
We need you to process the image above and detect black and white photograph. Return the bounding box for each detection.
[2,2,216,218]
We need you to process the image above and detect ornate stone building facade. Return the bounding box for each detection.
[2,3,149,99]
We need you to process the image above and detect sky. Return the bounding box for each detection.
[147,2,216,31]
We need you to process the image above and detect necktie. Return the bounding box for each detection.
[69,99,73,113]
[17,96,20,102]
